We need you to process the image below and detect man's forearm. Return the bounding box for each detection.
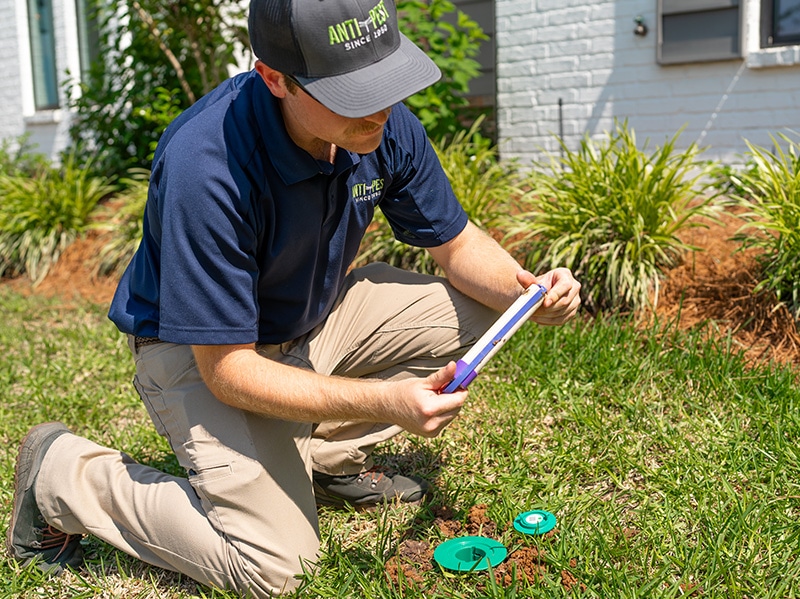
[192,344,389,423]
[428,221,526,312]
[191,344,469,437]
[428,221,582,325]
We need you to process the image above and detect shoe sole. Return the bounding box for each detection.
[5,423,70,561]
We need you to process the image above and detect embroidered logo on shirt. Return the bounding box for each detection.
[352,178,385,203]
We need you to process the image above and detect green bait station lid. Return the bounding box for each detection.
[433,536,508,572]
[513,510,557,535]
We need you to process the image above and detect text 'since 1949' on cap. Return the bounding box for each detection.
[248,0,442,118]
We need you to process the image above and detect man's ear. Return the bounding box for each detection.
[255,61,287,98]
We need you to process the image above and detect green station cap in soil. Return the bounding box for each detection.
[433,536,508,572]
[513,510,557,535]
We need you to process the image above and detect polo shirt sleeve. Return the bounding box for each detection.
[379,105,468,247]
[154,133,260,346]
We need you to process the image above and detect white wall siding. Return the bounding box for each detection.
[0,0,26,147]
[496,0,800,166]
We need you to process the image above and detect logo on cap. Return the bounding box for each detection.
[328,0,391,51]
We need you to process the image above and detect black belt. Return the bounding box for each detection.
[134,336,162,350]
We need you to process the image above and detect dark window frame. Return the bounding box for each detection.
[761,0,800,47]
[657,0,743,65]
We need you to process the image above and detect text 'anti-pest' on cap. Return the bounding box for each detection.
[248,0,441,117]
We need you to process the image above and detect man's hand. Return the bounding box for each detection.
[384,362,467,438]
[517,267,581,325]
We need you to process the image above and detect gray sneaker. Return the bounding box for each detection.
[6,422,84,575]
[313,466,430,507]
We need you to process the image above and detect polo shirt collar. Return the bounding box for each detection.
[251,73,360,185]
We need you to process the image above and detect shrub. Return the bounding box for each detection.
[69,0,248,176]
[356,119,519,274]
[398,0,489,141]
[95,169,150,276]
[731,132,800,319]
[0,135,50,178]
[0,152,116,284]
[503,121,720,314]
[70,0,488,176]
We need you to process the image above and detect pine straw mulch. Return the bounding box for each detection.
[642,210,800,369]
[3,229,120,307]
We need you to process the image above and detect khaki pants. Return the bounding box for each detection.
[35,263,497,596]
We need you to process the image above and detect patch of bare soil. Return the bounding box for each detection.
[385,504,579,592]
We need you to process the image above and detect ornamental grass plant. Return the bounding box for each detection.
[356,119,519,274]
[503,122,721,314]
[94,169,150,276]
[0,151,116,285]
[728,132,800,320]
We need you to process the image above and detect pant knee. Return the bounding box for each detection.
[226,537,318,598]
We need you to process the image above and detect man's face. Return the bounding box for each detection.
[256,62,392,158]
[281,81,392,155]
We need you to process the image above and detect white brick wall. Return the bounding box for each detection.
[0,0,86,160]
[0,0,25,145]
[496,0,800,166]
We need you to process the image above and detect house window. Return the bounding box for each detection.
[28,0,59,110]
[75,0,100,78]
[762,0,800,46]
[657,0,742,65]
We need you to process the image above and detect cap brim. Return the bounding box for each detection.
[297,35,441,118]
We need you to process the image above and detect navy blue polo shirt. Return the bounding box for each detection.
[108,70,467,345]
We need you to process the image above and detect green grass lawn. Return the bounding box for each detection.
[1,288,798,598]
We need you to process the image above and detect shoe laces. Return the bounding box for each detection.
[356,465,394,488]
[31,524,80,559]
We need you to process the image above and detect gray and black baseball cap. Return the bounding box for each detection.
[248,0,441,118]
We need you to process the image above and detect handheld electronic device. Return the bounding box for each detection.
[440,283,548,393]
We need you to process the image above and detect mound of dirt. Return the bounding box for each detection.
[385,504,581,592]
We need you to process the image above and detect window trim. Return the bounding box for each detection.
[761,0,800,47]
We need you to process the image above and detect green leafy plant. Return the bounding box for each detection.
[708,157,761,200]
[356,119,519,274]
[71,0,488,176]
[0,152,117,284]
[95,169,150,276]
[69,0,248,176]
[504,121,720,314]
[0,134,50,178]
[730,132,800,319]
[398,0,489,141]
